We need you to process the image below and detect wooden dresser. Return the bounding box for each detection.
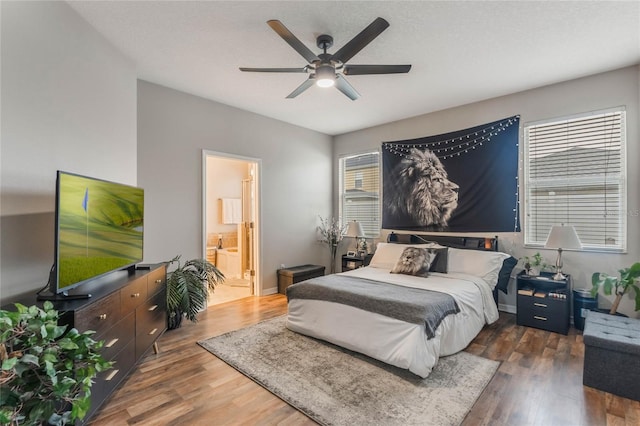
[80,265,167,421]
[7,264,167,423]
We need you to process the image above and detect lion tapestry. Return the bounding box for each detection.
[382,115,520,232]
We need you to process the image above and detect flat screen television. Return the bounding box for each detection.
[39,171,144,299]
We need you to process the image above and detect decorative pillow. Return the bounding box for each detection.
[390,247,436,277]
[447,248,511,288]
[428,247,449,273]
[369,242,435,269]
[496,256,518,294]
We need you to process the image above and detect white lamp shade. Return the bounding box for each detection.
[345,220,365,238]
[544,225,582,250]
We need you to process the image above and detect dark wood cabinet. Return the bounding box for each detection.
[81,264,167,422]
[516,271,570,335]
[341,254,373,272]
[6,264,167,424]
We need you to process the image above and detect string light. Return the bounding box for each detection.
[382,116,519,160]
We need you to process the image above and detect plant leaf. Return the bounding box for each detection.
[1,357,18,370]
[21,353,39,367]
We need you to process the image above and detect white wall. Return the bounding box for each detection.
[0,1,137,301]
[137,81,333,294]
[334,66,640,316]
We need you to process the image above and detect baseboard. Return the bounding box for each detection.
[499,303,516,314]
[262,287,278,296]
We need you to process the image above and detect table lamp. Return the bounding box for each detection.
[544,224,582,280]
[345,220,365,255]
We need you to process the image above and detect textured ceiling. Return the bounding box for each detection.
[68,1,640,136]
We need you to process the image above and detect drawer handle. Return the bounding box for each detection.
[105,338,119,348]
[155,279,162,284]
[148,304,158,311]
[105,369,119,381]
[132,293,140,298]
[149,328,158,335]
[534,303,548,308]
[99,314,107,320]
[534,316,548,321]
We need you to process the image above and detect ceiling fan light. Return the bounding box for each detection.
[315,65,335,88]
[316,78,335,88]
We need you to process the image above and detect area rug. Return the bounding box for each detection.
[198,316,499,426]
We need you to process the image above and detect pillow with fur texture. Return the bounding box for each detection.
[390,247,436,278]
[369,242,444,270]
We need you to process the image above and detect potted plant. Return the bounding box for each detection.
[0,301,112,425]
[165,255,225,330]
[591,262,640,315]
[519,252,548,276]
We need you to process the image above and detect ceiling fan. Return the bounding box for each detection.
[239,17,411,100]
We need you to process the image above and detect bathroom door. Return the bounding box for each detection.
[203,151,261,297]
[243,174,256,294]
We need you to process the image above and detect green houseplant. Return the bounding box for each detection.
[0,302,112,425]
[165,255,225,330]
[519,252,549,276]
[591,262,640,314]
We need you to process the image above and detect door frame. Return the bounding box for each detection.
[201,150,262,296]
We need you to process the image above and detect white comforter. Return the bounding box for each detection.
[286,266,499,378]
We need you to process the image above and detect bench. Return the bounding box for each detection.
[583,310,640,400]
[277,264,325,295]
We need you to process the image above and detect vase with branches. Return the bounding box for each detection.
[318,217,347,274]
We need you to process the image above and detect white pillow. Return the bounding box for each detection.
[369,242,442,270]
[447,248,510,288]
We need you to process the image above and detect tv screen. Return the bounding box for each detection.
[55,171,144,294]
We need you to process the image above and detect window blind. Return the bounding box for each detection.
[339,152,380,238]
[524,108,626,251]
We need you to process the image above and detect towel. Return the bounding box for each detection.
[222,198,242,224]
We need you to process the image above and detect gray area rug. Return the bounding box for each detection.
[198,316,499,426]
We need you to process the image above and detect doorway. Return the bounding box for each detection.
[202,151,260,306]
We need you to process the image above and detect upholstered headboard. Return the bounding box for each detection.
[387,233,499,252]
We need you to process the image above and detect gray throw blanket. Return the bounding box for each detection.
[286,274,460,339]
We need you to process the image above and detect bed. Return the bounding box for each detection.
[286,234,516,378]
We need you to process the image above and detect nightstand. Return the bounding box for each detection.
[516,271,570,335]
[341,254,373,272]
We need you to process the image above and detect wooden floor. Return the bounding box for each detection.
[89,294,640,426]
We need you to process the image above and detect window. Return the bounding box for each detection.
[339,151,380,238]
[354,172,363,189]
[524,107,626,251]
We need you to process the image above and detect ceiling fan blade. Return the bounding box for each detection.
[331,17,389,64]
[335,75,360,101]
[267,20,319,64]
[343,64,411,75]
[239,67,309,73]
[286,77,316,99]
